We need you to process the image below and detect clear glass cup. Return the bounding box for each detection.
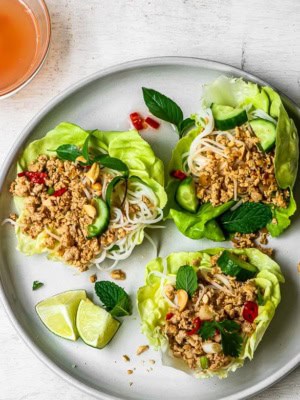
[0,0,51,99]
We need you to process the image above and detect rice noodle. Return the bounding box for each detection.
[45,228,61,241]
[214,274,232,290]
[195,284,205,309]
[1,218,17,226]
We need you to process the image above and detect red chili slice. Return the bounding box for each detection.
[53,187,68,197]
[145,117,160,129]
[187,317,201,336]
[166,312,174,321]
[171,170,187,180]
[130,112,145,131]
[242,301,258,323]
[18,171,48,184]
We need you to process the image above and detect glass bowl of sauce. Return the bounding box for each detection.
[0,0,51,98]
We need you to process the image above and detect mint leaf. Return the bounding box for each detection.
[176,265,198,297]
[142,87,183,130]
[32,281,43,291]
[179,118,195,137]
[95,281,132,317]
[55,144,81,162]
[198,321,217,340]
[221,331,243,357]
[220,202,272,233]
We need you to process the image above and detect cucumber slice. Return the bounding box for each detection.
[211,104,248,130]
[217,250,258,281]
[87,197,110,238]
[249,118,276,152]
[175,177,199,213]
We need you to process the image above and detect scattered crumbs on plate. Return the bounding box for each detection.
[89,273,97,283]
[122,355,130,362]
[148,359,155,365]
[146,367,153,373]
[133,367,136,371]
[129,382,133,387]
[32,280,44,291]
[136,345,149,355]
[72,364,77,368]
[127,369,134,375]
[139,359,146,365]
[110,269,126,280]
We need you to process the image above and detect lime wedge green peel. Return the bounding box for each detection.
[76,298,120,348]
[35,290,87,341]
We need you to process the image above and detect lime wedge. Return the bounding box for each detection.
[36,290,87,341]
[76,298,120,348]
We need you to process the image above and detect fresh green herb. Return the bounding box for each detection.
[82,134,91,163]
[176,265,198,297]
[199,356,209,369]
[257,291,265,306]
[179,117,195,137]
[94,154,129,176]
[219,202,272,234]
[109,245,120,252]
[54,144,82,162]
[105,176,127,207]
[47,187,55,195]
[142,87,184,132]
[95,281,132,317]
[198,320,242,357]
[32,281,44,291]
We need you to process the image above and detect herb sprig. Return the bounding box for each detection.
[219,202,272,234]
[95,281,132,317]
[142,87,194,137]
[199,320,243,357]
[176,265,198,297]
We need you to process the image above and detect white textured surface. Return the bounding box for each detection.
[0,0,299,399]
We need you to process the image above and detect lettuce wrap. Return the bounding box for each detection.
[137,248,284,378]
[166,76,298,241]
[12,122,167,267]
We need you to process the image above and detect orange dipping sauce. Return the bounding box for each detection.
[0,0,38,95]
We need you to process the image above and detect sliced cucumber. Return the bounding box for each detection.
[87,197,110,238]
[217,250,258,281]
[211,104,248,130]
[175,177,199,213]
[249,118,276,152]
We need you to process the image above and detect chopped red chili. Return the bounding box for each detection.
[166,312,174,321]
[53,187,68,197]
[242,301,258,323]
[187,317,201,336]
[130,112,145,131]
[18,171,47,184]
[171,170,187,180]
[145,116,160,129]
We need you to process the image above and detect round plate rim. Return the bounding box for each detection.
[0,56,299,400]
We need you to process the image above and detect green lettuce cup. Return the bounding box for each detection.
[137,248,284,378]
[10,122,167,270]
[166,76,298,241]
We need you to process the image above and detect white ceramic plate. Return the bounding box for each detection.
[0,57,299,400]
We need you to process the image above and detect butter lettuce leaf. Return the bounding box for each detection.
[137,248,283,378]
[14,122,166,261]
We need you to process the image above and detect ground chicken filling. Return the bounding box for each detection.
[10,155,156,271]
[189,124,289,208]
[163,255,257,371]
